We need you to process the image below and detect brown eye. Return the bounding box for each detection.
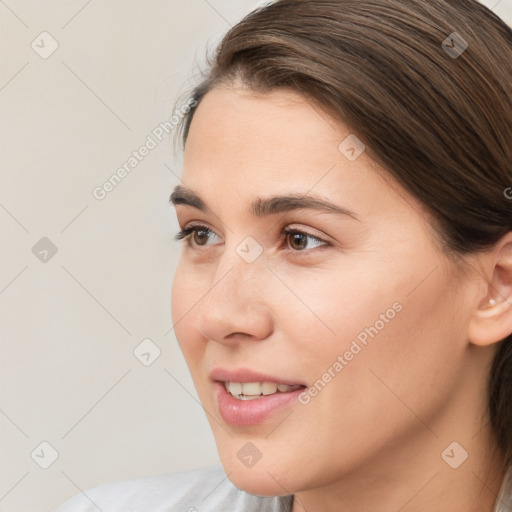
[175,225,221,248]
[287,232,308,251]
[192,228,211,246]
[283,228,329,252]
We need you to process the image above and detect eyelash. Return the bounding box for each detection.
[174,224,330,255]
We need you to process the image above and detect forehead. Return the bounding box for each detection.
[182,86,353,188]
[186,86,344,152]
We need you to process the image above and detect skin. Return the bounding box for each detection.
[170,86,512,512]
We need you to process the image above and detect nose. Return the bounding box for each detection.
[194,255,274,345]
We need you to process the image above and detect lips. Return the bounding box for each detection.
[210,367,307,426]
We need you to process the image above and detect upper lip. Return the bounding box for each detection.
[210,367,306,387]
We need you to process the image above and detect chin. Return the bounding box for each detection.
[226,467,290,497]
[218,451,296,497]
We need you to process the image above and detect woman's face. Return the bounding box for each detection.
[171,87,480,496]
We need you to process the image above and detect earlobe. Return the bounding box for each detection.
[468,238,512,347]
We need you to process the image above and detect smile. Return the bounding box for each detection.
[224,381,304,400]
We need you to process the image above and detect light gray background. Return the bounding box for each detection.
[1,1,511,511]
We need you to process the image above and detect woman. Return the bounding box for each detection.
[54,0,512,510]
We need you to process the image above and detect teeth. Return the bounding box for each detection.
[228,382,242,396]
[224,381,302,399]
[262,382,278,395]
[242,382,261,395]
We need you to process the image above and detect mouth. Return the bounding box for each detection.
[223,381,305,400]
[210,368,308,426]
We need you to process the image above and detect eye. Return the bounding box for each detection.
[174,224,221,247]
[281,227,329,252]
[174,224,330,253]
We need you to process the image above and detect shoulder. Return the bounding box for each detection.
[52,465,293,512]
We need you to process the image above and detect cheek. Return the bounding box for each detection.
[171,260,202,358]
[289,249,459,400]
[311,267,463,431]
[277,261,403,353]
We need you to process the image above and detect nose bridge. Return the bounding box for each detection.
[206,242,265,315]
[212,234,267,297]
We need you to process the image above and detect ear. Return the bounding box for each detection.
[468,232,512,347]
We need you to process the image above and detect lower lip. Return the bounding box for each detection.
[214,381,305,426]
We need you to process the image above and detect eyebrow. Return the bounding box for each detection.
[169,185,359,220]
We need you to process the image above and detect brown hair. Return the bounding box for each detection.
[175,0,512,467]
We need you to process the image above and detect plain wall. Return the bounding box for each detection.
[1,1,511,511]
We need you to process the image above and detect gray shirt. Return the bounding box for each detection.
[52,465,294,512]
